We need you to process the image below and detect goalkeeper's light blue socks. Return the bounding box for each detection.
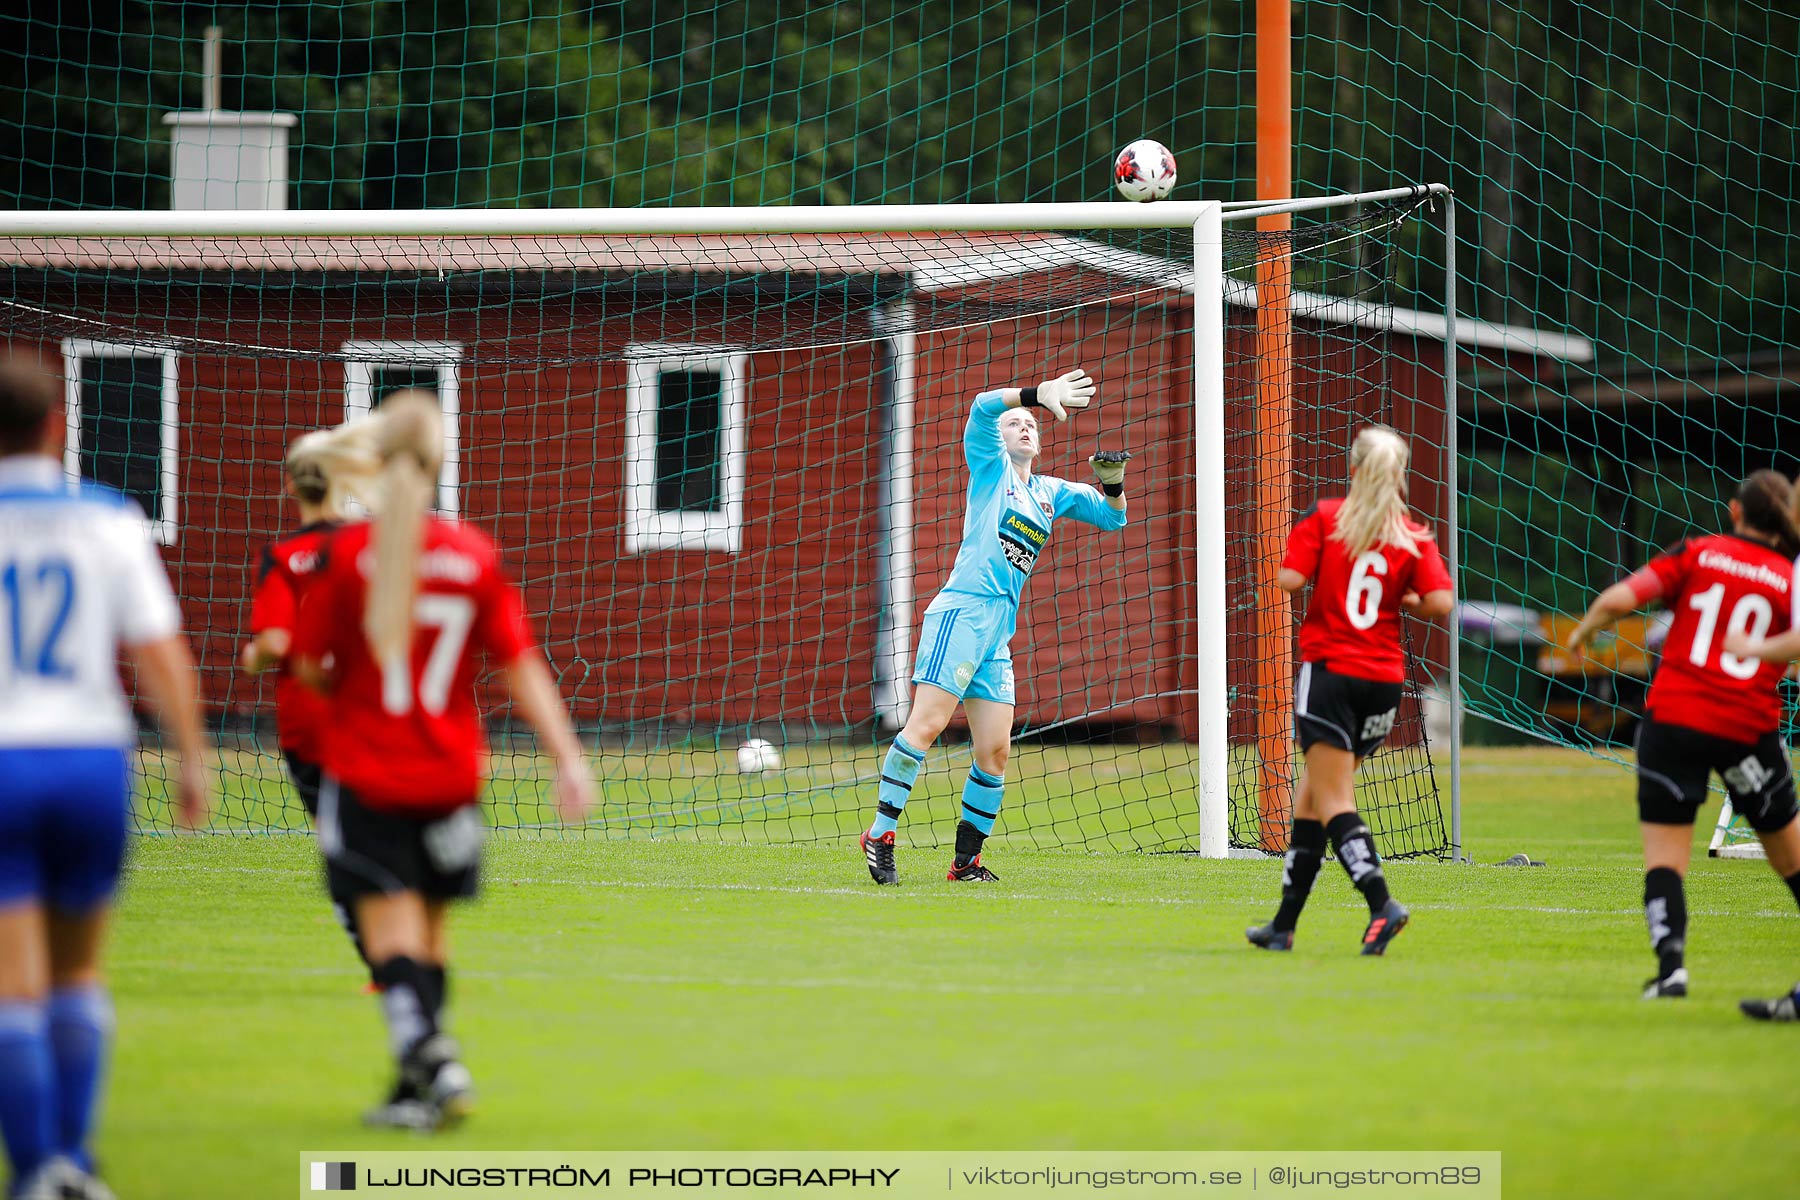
[954,765,1005,867]
[960,766,1004,836]
[867,738,1006,863]
[46,985,111,1171]
[869,736,925,838]
[0,1001,55,1183]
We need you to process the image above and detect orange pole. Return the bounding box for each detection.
[1253,0,1295,852]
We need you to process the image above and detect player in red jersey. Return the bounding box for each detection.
[238,432,368,972]
[290,392,596,1130]
[1720,503,1800,1022]
[1246,426,1453,956]
[1566,469,1800,1003]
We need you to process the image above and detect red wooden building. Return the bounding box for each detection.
[0,233,1589,739]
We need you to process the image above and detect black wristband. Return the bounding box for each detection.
[1102,482,1124,497]
[1019,386,1040,408]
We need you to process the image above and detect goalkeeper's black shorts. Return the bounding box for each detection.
[1294,662,1402,759]
[1635,716,1797,831]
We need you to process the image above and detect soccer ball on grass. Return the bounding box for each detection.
[735,738,783,774]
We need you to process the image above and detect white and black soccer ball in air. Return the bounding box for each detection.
[1114,139,1178,202]
[735,738,782,774]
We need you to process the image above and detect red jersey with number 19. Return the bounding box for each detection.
[1281,498,1453,684]
[291,517,536,814]
[1631,534,1792,740]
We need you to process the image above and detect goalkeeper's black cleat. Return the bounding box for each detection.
[1245,922,1295,951]
[1642,967,1689,1000]
[860,829,899,885]
[1738,984,1799,1021]
[947,855,999,882]
[1359,899,1410,956]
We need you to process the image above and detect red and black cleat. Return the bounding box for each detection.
[947,855,999,882]
[860,829,899,885]
[1360,899,1410,956]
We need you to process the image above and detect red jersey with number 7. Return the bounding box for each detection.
[291,516,537,814]
[1281,498,1453,684]
[1630,534,1792,740]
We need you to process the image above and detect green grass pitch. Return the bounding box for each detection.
[105,746,1795,1199]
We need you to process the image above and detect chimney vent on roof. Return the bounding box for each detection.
[161,26,296,211]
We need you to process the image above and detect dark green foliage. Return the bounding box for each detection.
[4,2,1791,361]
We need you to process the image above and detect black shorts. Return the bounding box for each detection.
[1635,716,1798,832]
[316,777,484,901]
[1295,662,1403,759]
[282,750,323,817]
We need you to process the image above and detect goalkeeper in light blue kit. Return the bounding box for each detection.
[861,368,1129,884]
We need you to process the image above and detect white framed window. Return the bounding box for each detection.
[341,340,462,514]
[60,339,180,544]
[625,344,748,554]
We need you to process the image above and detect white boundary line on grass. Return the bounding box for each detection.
[98,958,1167,999]
[124,864,1800,919]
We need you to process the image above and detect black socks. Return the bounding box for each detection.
[373,955,443,1060]
[1327,812,1391,913]
[1272,819,1326,932]
[953,820,986,869]
[1644,867,1687,978]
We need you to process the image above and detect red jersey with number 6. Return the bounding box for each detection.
[1281,498,1453,684]
[1630,534,1792,740]
[247,521,339,762]
[291,517,536,814]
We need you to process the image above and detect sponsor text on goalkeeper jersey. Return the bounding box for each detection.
[927,390,1126,614]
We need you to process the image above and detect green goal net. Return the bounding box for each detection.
[5,1,1793,827]
[0,198,1452,856]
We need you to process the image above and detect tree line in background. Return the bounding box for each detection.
[3,1,1794,367]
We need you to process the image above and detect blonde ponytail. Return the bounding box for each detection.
[1331,425,1425,558]
[284,390,443,667]
[283,425,381,520]
[360,390,445,669]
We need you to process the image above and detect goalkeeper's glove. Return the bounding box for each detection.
[1021,368,1096,422]
[1090,450,1132,497]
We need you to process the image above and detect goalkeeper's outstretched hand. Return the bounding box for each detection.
[1031,368,1096,422]
[1089,449,1132,487]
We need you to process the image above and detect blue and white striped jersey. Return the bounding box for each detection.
[925,390,1127,615]
[0,455,182,747]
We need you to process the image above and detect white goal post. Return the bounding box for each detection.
[0,188,1457,860]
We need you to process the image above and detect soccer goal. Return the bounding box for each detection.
[0,190,1459,859]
